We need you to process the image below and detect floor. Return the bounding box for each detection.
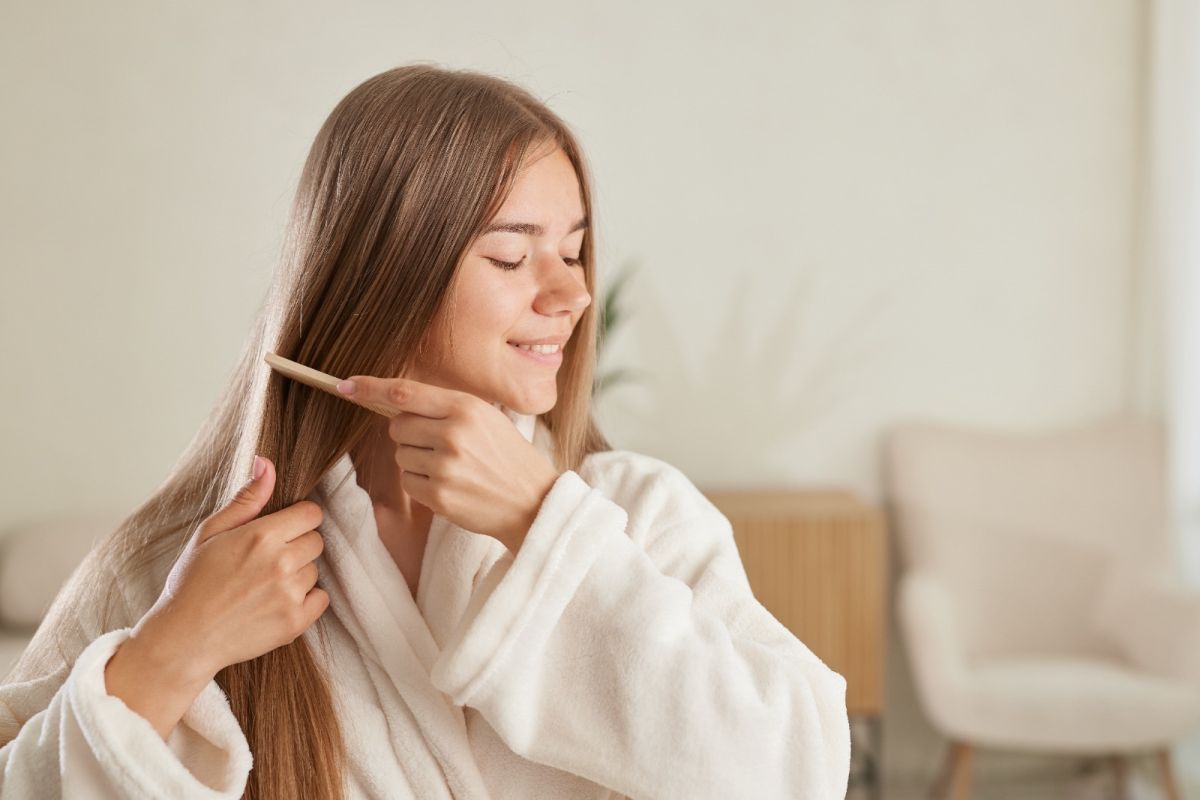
[847,755,1195,799]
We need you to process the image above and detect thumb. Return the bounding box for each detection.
[200,455,276,540]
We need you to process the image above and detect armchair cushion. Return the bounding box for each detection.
[897,504,1114,659]
[897,572,968,732]
[903,571,1200,751]
[951,655,1200,752]
[1090,563,1200,686]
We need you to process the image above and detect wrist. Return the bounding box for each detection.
[125,612,218,692]
[104,617,216,742]
[501,467,561,553]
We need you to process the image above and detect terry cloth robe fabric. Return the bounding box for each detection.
[0,407,851,799]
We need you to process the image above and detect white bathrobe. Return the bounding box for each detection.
[0,409,851,799]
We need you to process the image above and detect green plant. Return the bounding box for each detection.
[593,259,640,397]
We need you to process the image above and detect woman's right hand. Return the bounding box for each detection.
[129,454,330,685]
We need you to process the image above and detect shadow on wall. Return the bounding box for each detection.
[606,260,908,482]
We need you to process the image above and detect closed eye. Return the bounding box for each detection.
[488,256,583,271]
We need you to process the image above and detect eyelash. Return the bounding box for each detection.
[488,257,583,271]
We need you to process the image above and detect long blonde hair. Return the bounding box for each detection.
[8,64,612,799]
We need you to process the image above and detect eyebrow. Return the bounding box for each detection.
[480,216,588,237]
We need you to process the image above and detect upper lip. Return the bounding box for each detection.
[508,335,570,346]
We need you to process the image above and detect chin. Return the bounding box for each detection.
[500,392,556,416]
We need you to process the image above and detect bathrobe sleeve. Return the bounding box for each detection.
[430,463,852,800]
[0,549,253,798]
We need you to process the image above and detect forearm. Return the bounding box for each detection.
[434,471,852,798]
[102,626,214,741]
[0,628,252,797]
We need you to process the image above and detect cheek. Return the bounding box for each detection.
[458,281,526,339]
[440,262,534,363]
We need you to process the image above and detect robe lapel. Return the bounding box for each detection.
[417,406,551,650]
[304,404,551,797]
[310,455,485,797]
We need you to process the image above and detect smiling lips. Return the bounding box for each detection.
[507,333,570,346]
[508,340,564,365]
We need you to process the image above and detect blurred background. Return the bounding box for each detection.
[2,1,1198,798]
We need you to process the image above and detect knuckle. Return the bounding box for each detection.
[250,526,274,548]
[432,458,453,481]
[286,605,308,632]
[315,588,331,612]
[298,500,324,525]
[387,382,411,404]
[444,430,466,454]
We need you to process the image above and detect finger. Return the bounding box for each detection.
[337,375,456,420]
[302,586,331,625]
[400,469,433,502]
[394,443,436,478]
[387,413,444,450]
[256,500,324,544]
[200,456,275,540]
[284,529,325,567]
[293,561,318,592]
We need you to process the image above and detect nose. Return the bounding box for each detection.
[532,255,592,318]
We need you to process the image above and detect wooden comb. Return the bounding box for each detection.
[264,352,401,417]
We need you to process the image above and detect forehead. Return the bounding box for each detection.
[489,146,584,226]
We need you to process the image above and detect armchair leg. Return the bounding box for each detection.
[949,743,974,800]
[1157,748,1181,800]
[929,741,973,800]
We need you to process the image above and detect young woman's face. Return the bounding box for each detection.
[412,143,592,415]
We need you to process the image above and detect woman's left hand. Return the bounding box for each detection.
[336,374,561,552]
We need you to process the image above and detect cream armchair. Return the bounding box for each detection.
[883,415,1200,799]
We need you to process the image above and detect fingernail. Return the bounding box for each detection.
[252,455,265,480]
[336,379,356,395]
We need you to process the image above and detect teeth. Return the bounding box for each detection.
[514,343,561,354]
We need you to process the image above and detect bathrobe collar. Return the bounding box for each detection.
[303,404,550,798]
[310,403,548,657]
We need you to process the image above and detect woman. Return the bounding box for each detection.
[0,65,851,799]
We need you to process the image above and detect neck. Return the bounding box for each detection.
[349,421,426,520]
